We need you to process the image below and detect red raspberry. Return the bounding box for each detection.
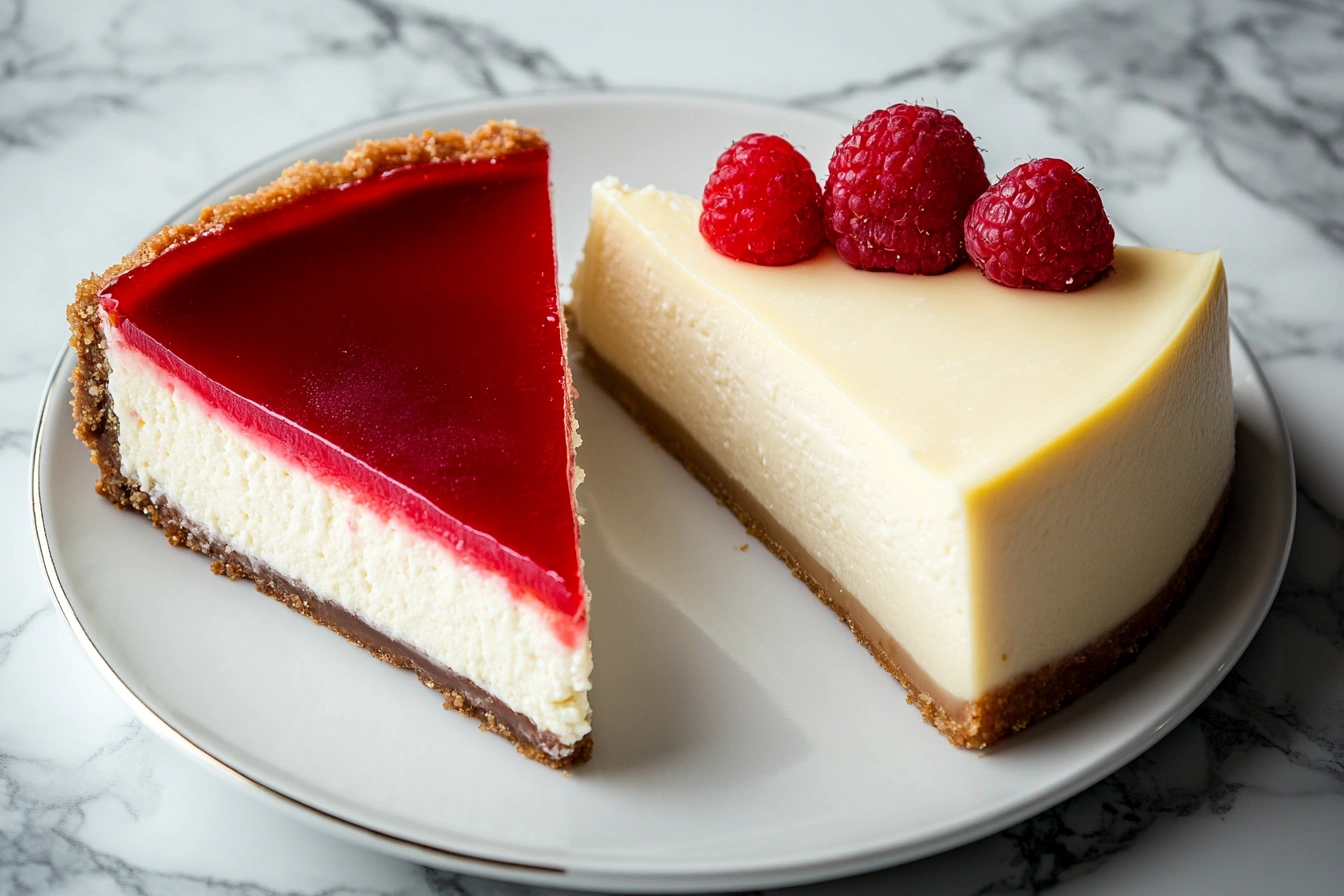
[823,104,988,274]
[964,158,1115,292]
[699,133,824,266]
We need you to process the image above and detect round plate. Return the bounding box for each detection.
[32,92,1296,893]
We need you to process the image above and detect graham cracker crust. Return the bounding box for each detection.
[159,495,591,769]
[65,123,593,770]
[575,336,1232,750]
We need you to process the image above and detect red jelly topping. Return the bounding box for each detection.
[100,149,585,629]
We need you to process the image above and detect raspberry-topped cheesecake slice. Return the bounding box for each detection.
[68,122,593,768]
[571,110,1233,748]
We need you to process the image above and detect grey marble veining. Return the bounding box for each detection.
[0,0,600,156]
[314,0,605,96]
[4,1,1343,894]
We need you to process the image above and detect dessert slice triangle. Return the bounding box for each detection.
[68,123,592,768]
[571,179,1233,748]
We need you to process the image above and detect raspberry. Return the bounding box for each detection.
[823,104,988,274]
[964,158,1115,292]
[699,133,824,266]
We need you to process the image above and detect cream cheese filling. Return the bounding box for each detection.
[571,179,1232,700]
[103,324,593,745]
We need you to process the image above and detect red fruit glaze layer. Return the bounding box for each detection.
[99,149,585,628]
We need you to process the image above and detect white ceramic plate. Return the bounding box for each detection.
[32,93,1296,893]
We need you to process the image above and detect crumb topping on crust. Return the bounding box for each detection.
[70,120,544,312]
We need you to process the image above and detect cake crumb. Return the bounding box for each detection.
[738,543,749,552]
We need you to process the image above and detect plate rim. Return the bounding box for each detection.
[30,88,1299,892]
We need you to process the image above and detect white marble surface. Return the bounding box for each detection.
[4,0,1343,892]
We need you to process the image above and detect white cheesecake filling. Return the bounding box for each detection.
[572,180,1232,701]
[104,325,592,746]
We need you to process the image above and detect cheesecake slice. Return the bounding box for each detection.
[570,178,1233,748]
[68,123,593,768]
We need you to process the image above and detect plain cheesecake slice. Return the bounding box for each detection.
[68,123,593,768]
[570,178,1233,748]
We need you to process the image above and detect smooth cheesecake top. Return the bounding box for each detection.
[89,128,585,621]
[593,181,1224,487]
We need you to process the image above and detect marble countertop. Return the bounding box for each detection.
[5,1,1343,893]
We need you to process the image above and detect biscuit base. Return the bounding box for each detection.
[68,306,591,770]
[577,337,1230,749]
